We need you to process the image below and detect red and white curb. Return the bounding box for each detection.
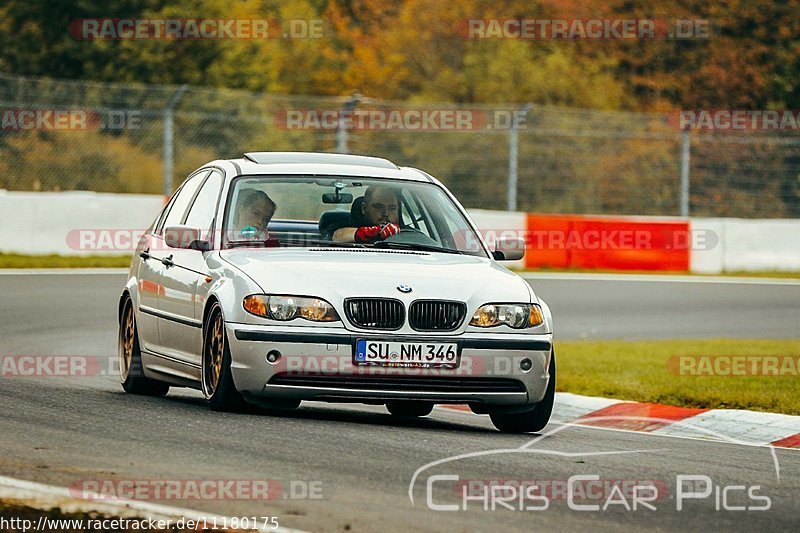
[442,392,800,449]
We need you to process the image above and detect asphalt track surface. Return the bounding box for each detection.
[1,272,799,531]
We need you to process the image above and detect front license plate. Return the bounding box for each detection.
[354,339,459,368]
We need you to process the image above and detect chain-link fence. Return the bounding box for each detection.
[1,73,798,218]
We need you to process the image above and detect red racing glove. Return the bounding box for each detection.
[354,223,400,243]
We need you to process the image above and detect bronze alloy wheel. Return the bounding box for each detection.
[205,310,225,396]
[118,296,169,397]
[118,300,135,383]
[202,304,244,411]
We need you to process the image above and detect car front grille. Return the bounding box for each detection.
[269,374,526,394]
[344,298,405,330]
[408,300,467,331]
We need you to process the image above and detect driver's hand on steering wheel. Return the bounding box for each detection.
[354,223,401,243]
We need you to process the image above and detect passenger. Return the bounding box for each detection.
[332,186,401,243]
[232,189,276,239]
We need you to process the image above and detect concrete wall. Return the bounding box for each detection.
[691,218,800,273]
[1,191,798,273]
[0,190,163,256]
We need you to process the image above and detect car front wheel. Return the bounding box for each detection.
[202,303,244,411]
[490,349,556,433]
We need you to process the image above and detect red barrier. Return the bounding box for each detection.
[525,214,690,271]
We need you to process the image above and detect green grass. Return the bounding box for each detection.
[557,339,800,415]
[0,253,130,268]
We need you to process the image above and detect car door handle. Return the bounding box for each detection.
[161,255,174,268]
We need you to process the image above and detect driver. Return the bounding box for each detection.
[332,186,401,243]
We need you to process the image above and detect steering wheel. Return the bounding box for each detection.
[384,228,439,246]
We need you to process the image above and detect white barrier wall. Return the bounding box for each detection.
[0,190,163,255]
[691,218,800,273]
[1,191,798,273]
[689,218,726,274]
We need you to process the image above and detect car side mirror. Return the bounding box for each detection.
[164,225,207,250]
[492,236,525,261]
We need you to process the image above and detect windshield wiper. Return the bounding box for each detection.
[373,241,463,255]
[226,239,279,249]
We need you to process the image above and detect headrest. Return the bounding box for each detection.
[350,196,366,226]
[318,209,351,238]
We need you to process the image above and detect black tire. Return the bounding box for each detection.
[119,297,169,397]
[202,303,245,411]
[386,401,434,417]
[490,350,556,433]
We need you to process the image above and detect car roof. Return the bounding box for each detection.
[244,151,399,169]
[206,152,434,183]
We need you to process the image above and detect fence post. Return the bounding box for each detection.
[336,92,360,154]
[507,104,532,212]
[163,85,188,197]
[680,125,691,217]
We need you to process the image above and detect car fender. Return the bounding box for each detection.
[201,253,265,326]
[538,298,554,334]
[119,274,139,323]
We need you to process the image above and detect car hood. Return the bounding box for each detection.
[220,248,535,304]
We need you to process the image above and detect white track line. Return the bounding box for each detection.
[520,272,800,285]
[0,475,306,533]
[0,268,128,275]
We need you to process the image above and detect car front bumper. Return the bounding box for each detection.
[226,324,553,409]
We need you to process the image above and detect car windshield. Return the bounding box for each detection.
[224,176,488,257]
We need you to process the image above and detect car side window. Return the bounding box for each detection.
[421,190,473,250]
[150,200,172,234]
[184,170,223,240]
[159,170,210,234]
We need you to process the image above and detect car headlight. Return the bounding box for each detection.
[243,295,340,322]
[469,303,544,329]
